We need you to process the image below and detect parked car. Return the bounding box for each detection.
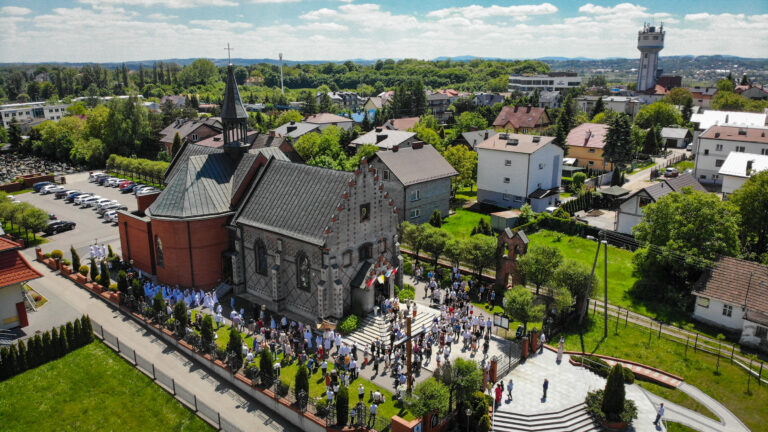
[89,172,105,182]
[686,143,693,151]
[132,184,147,195]
[103,211,119,223]
[92,173,110,184]
[98,176,115,186]
[119,180,134,190]
[33,181,54,193]
[65,191,86,202]
[44,220,76,235]
[42,185,65,195]
[98,203,127,215]
[93,198,113,209]
[107,178,125,187]
[664,167,679,178]
[74,194,94,205]
[55,189,79,199]
[136,187,158,196]
[81,196,103,208]
[121,183,137,193]
[48,213,57,220]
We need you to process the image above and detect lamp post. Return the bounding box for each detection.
[465,408,472,432]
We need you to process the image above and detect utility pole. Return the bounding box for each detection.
[279,53,285,95]
[579,237,602,325]
[603,235,609,339]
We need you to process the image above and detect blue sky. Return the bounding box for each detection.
[1,1,766,62]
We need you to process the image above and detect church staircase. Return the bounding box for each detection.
[343,306,439,351]
[492,403,603,432]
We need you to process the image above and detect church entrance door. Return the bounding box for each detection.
[374,278,390,301]
[221,254,233,285]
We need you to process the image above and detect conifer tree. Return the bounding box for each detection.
[73,318,83,349]
[590,96,605,119]
[429,210,442,228]
[15,340,27,373]
[70,246,80,273]
[65,322,75,351]
[51,327,61,359]
[602,364,626,421]
[59,324,69,355]
[42,331,53,362]
[99,260,110,288]
[90,257,99,282]
[336,385,349,425]
[172,132,182,157]
[81,315,94,344]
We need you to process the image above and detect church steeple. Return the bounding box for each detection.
[221,44,248,158]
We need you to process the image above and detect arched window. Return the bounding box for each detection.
[359,243,373,262]
[155,236,164,268]
[296,252,311,292]
[255,239,267,275]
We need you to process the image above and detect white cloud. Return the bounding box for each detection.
[77,0,238,8]
[250,0,301,3]
[579,3,645,15]
[189,19,252,29]
[427,3,557,19]
[1,6,32,15]
[300,8,338,20]
[147,12,178,20]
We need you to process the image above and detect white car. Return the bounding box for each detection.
[89,172,105,182]
[107,178,125,187]
[81,196,103,208]
[93,198,113,209]
[97,199,120,210]
[103,210,118,222]
[136,187,158,196]
[41,185,63,195]
[74,194,94,205]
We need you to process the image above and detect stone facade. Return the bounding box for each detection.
[495,229,529,287]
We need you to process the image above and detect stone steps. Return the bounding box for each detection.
[344,307,438,350]
[493,403,603,432]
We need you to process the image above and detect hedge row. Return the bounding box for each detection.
[0,314,94,381]
[571,355,635,384]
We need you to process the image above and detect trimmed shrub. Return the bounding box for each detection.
[478,414,491,432]
[201,315,214,350]
[173,301,188,336]
[31,335,44,368]
[1,346,13,380]
[315,398,330,417]
[336,385,349,426]
[81,315,94,344]
[602,364,626,421]
[99,260,110,287]
[226,327,243,371]
[398,284,415,301]
[403,259,413,275]
[42,331,53,362]
[244,363,260,380]
[260,350,275,387]
[571,356,634,383]
[65,322,75,349]
[131,278,142,299]
[70,246,81,273]
[78,265,89,276]
[73,318,83,349]
[60,259,71,266]
[50,327,61,359]
[152,292,165,315]
[117,270,128,294]
[15,341,26,374]
[295,365,310,398]
[50,249,63,260]
[429,209,442,228]
[89,258,99,282]
[338,315,361,334]
[59,324,68,356]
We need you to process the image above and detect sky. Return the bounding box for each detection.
[0,0,767,63]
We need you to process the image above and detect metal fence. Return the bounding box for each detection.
[90,320,245,432]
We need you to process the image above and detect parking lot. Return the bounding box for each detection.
[14,172,142,261]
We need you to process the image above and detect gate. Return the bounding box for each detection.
[495,339,523,380]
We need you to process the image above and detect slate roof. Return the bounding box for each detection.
[661,127,691,140]
[460,129,496,149]
[493,106,548,129]
[165,142,223,183]
[566,123,609,149]
[623,173,706,202]
[272,121,321,139]
[159,117,222,144]
[221,66,248,121]
[476,133,555,154]
[718,152,768,178]
[149,153,235,219]
[0,248,43,288]
[372,145,457,186]
[305,113,354,125]
[235,160,353,246]
[695,256,768,317]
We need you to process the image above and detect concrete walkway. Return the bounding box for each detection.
[23,262,298,432]
[643,383,750,432]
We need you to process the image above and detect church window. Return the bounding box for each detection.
[722,304,733,317]
[296,252,311,292]
[255,239,268,275]
[359,243,373,262]
[343,250,353,267]
[378,238,387,254]
[155,236,164,268]
[360,203,370,222]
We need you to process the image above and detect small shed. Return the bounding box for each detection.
[599,185,630,208]
[661,127,692,149]
[562,165,586,179]
[491,209,521,232]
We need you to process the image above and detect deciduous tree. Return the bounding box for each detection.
[503,285,545,334]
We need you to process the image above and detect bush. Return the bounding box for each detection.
[336,385,349,426]
[70,246,81,273]
[260,350,275,386]
[398,285,415,301]
[99,260,110,287]
[60,259,71,266]
[117,270,128,294]
[478,414,491,432]
[89,258,99,282]
[244,363,260,380]
[277,379,290,397]
[586,390,638,424]
[571,355,634,383]
[429,209,442,228]
[50,249,63,260]
[602,364,627,421]
[173,301,188,336]
[78,265,89,276]
[108,283,118,292]
[295,365,310,398]
[552,207,570,219]
[44,253,52,259]
[403,259,413,275]
[33,294,42,302]
[315,398,330,417]
[201,315,214,349]
[338,315,362,334]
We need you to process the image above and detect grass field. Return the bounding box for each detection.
[561,313,768,432]
[441,207,490,240]
[1,221,47,247]
[0,340,212,432]
[8,188,32,195]
[672,160,695,172]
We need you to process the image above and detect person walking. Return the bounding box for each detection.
[542,378,549,400]
[539,333,546,354]
[494,383,502,407]
[556,336,565,363]
[506,379,514,401]
[653,403,665,426]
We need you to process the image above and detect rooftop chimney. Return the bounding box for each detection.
[392,145,399,152]
[412,141,423,149]
[377,134,388,143]
[533,136,541,143]
[269,130,276,137]
[507,138,519,146]
[715,132,720,138]
[287,126,297,133]
[375,127,383,133]
[484,131,489,140]
[514,106,519,112]
[738,128,747,136]
[526,106,531,113]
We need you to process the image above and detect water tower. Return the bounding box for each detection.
[636,22,664,92]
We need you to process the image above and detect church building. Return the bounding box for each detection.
[118,63,401,323]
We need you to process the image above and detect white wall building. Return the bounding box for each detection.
[718,152,768,197]
[576,96,644,119]
[508,73,581,93]
[636,22,665,92]
[694,125,768,188]
[476,133,563,212]
[1,102,70,128]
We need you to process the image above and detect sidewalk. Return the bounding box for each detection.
[24,262,298,432]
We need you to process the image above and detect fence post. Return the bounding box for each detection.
[172,378,176,395]
[730,345,735,362]
[116,337,120,352]
[684,336,689,358]
[625,310,629,327]
[647,325,652,345]
[133,349,137,365]
[694,334,698,351]
[151,363,156,379]
[615,307,620,333]
[217,412,221,428]
[100,325,104,339]
[759,362,763,386]
[658,322,662,339]
[194,394,197,411]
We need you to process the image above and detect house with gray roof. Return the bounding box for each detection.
[661,127,692,149]
[368,143,458,224]
[350,127,417,151]
[271,121,321,139]
[615,173,706,234]
[456,129,497,150]
[159,117,222,153]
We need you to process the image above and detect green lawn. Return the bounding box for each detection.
[627,160,657,174]
[0,340,212,432]
[666,423,698,432]
[442,208,489,240]
[672,160,695,172]
[453,187,477,206]
[2,222,47,247]
[561,314,768,432]
[8,188,32,195]
[559,192,573,198]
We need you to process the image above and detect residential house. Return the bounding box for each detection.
[426,93,453,123]
[363,97,384,111]
[565,123,612,171]
[159,95,187,109]
[383,117,420,131]
[718,152,768,197]
[0,102,70,129]
[159,117,222,154]
[350,127,417,151]
[476,133,563,212]
[693,125,768,188]
[456,129,497,150]
[692,257,768,352]
[688,86,718,109]
[271,121,321,140]
[576,96,643,119]
[317,92,362,111]
[735,85,768,101]
[473,93,506,107]
[305,113,356,131]
[536,90,561,109]
[368,143,457,224]
[615,173,706,234]
[690,110,767,138]
[378,91,395,105]
[0,237,43,330]
[492,106,551,134]
[661,127,692,149]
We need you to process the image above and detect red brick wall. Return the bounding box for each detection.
[137,192,160,214]
[117,212,155,276]
[151,215,229,290]
[0,183,23,193]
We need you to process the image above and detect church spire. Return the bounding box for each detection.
[220,44,248,157]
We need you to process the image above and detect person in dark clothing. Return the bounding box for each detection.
[542,379,549,400]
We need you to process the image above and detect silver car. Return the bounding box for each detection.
[74,194,94,205]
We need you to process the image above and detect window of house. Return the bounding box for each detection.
[588,149,596,153]
[715,159,724,167]
[502,194,511,200]
[715,144,723,151]
[503,177,510,183]
[359,243,373,261]
[342,250,352,267]
[254,239,268,275]
[296,252,311,291]
[639,197,652,208]
[588,161,595,166]
[378,238,387,253]
[409,190,420,201]
[704,149,709,155]
[409,209,420,219]
[538,163,544,169]
[191,133,198,141]
[383,170,389,180]
[736,146,745,152]
[514,196,524,203]
[700,175,707,179]
[505,160,511,166]
[756,326,768,340]
[722,304,733,317]
[155,236,164,268]
[696,297,710,308]
[762,149,768,155]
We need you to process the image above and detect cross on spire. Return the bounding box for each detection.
[225,43,233,65]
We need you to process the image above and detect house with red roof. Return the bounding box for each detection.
[0,237,43,329]
[565,123,612,171]
[492,106,551,134]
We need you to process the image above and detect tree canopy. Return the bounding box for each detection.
[634,102,683,129]
[729,170,768,264]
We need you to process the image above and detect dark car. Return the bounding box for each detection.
[55,189,80,199]
[33,181,54,193]
[120,182,136,193]
[65,191,86,202]
[97,176,112,186]
[44,221,76,235]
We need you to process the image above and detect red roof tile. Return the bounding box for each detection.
[0,237,21,252]
[492,106,549,129]
[566,123,609,149]
[0,250,43,288]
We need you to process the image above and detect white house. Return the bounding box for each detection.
[0,238,42,330]
[693,125,768,188]
[718,152,768,197]
[1,101,71,128]
[660,127,692,149]
[304,113,356,131]
[476,133,563,212]
[350,128,417,151]
[615,173,706,235]
[692,257,768,352]
[689,110,767,141]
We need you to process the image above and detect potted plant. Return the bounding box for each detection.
[77,265,89,284]
[585,364,637,430]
